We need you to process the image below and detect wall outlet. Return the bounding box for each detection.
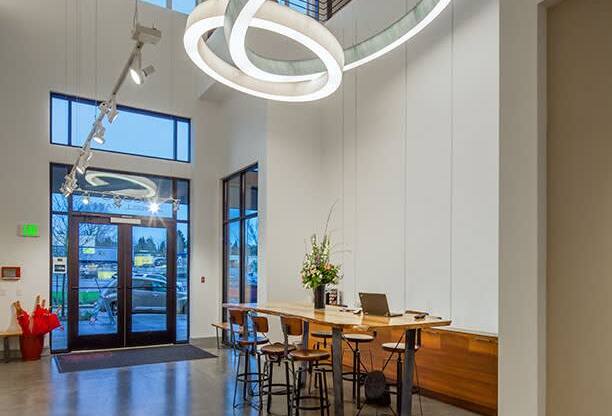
[201,276,206,283]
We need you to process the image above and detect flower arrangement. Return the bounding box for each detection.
[301,203,342,307]
[300,233,341,290]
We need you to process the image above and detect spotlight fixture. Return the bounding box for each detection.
[82,192,90,205]
[107,100,119,124]
[148,200,160,214]
[129,51,155,85]
[92,124,106,144]
[75,157,88,175]
[60,173,77,197]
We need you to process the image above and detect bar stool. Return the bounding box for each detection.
[342,333,375,408]
[230,310,270,410]
[312,330,333,350]
[261,341,296,415]
[311,330,333,389]
[382,330,422,415]
[282,317,331,416]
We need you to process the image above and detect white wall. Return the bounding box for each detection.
[316,0,500,334]
[214,92,269,306]
[0,0,222,341]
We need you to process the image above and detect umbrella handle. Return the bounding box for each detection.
[13,301,23,315]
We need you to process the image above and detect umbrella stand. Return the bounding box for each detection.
[12,296,62,361]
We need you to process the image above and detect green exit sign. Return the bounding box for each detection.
[21,224,40,237]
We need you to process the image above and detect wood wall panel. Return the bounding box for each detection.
[308,324,498,415]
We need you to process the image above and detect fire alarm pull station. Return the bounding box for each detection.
[1,267,21,280]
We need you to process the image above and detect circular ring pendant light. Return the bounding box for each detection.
[184,0,452,102]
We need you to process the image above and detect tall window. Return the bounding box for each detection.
[223,165,258,316]
[50,92,191,162]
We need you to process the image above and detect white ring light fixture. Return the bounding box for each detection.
[184,0,452,102]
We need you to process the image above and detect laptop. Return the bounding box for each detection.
[359,293,403,317]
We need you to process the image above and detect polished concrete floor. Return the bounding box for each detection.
[0,340,478,416]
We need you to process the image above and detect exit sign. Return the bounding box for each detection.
[21,224,40,237]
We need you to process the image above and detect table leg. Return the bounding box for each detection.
[331,327,344,416]
[3,337,9,363]
[400,329,417,416]
[301,321,310,382]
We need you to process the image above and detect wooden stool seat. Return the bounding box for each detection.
[289,349,330,362]
[382,342,421,353]
[382,342,405,352]
[344,333,375,343]
[261,342,296,356]
[236,335,269,346]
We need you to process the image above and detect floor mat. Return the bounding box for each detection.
[54,344,217,373]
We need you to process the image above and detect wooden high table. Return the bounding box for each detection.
[225,303,451,416]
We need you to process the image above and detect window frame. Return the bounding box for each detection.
[222,164,258,321]
[48,163,191,353]
[49,92,192,163]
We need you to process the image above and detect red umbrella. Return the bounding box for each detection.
[31,302,48,336]
[13,301,31,336]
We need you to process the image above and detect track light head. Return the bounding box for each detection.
[130,65,155,85]
[76,161,87,175]
[61,172,78,197]
[130,51,143,85]
[129,51,155,85]
[92,125,106,144]
[107,101,119,124]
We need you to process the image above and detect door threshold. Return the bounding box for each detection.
[68,344,175,354]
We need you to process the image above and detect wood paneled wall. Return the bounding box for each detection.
[308,324,498,415]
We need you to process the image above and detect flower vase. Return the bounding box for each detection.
[314,286,326,309]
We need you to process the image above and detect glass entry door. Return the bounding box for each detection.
[126,225,174,346]
[68,217,175,350]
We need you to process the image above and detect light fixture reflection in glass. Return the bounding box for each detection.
[82,193,90,205]
[148,200,160,214]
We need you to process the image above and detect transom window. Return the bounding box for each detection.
[50,92,191,162]
[278,0,320,19]
[141,0,197,14]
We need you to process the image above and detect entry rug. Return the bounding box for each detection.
[54,344,217,373]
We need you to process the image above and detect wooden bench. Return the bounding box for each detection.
[1,330,22,363]
[211,322,230,349]
[211,322,244,349]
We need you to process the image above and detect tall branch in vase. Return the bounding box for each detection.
[301,204,342,309]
